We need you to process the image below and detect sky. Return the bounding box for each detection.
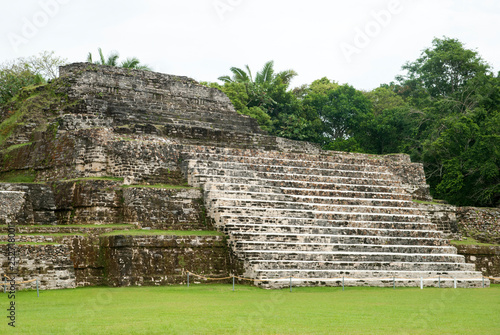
[1,0,499,91]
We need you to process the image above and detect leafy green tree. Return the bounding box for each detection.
[364,87,406,115]
[397,37,490,102]
[0,66,44,105]
[423,108,499,206]
[87,48,152,70]
[359,87,419,154]
[394,36,499,206]
[0,51,65,105]
[303,83,372,145]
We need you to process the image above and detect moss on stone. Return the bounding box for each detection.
[0,241,59,245]
[121,183,195,189]
[65,176,124,183]
[101,230,223,237]
[0,76,80,150]
[451,238,499,247]
[0,169,37,183]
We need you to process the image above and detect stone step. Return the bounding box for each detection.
[252,269,486,288]
[192,174,406,194]
[204,182,283,194]
[226,229,446,245]
[111,105,258,133]
[213,206,429,223]
[188,160,396,180]
[210,199,425,216]
[241,250,466,263]
[190,167,401,187]
[207,190,416,208]
[223,223,444,239]
[233,240,457,254]
[281,187,412,200]
[205,183,412,201]
[251,260,477,272]
[255,276,486,288]
[220,216,437,230]
[183,149,401,168]
[256,269,482,280]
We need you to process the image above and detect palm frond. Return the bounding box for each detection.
[245,64,253,82]
[107,52,119,66]
[256,60,274,84]
[230,67,250,83]
[134,64,152,71]
[218,75,233,83]
[121,57,151,71]
[98,48,106,65]
[121,57,140,69]
[276,69,298,85]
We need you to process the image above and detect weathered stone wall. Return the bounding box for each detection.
[457,207,500,244]
[414,203,458,236]
[380,154,432,201]
[0,244,76,290]
[414,203,500,278]
[0,190,26,225]
[59,63,265,136]
[456,245,500,278]
[0,184,57,225]
[100,235,243,286]
[51,179,123,225]
[0,181,206,228]
[0,233,239,288]
[123,187,207,229]
[414,203,500,244]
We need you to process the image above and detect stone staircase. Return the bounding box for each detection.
[183,147,488,288]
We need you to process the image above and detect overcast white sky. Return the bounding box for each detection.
[1,0,499,91]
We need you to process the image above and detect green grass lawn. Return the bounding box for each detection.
[3,284,499,334]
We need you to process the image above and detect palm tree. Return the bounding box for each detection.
[120,57,152,71]
[86,48,119,66]
[218,61,297,86]
[86,48,151,71]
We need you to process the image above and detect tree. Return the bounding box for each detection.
[87,48,152,70]
[216,61,299,134]
[0,66,44,105]
[218,60,297,86]
[23,51,68,79]
[397,37,490,101]
[303,83,372,145]
[393,36,499,206]
[364,86,406,115]
[0,51,66,105]
[423,108,500,207]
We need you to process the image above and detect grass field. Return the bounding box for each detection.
[2,284,499,334]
